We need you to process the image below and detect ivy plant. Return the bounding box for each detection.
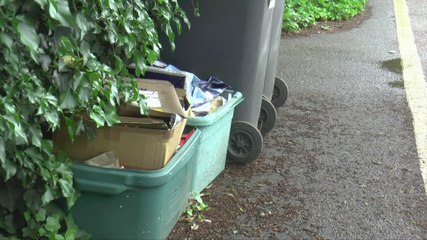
[0,0,189,238]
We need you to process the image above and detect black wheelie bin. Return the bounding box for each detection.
[160,0,276,164]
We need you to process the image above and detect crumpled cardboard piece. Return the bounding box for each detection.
[84,151,121,169]
[118,78,190,119]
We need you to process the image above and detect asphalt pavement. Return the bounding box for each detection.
[169,0,427,238]
[274,0,427,238]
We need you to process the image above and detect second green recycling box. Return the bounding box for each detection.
[141,65,244,194]
[188,91,243,194]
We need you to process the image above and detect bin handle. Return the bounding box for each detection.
[75,179,130,195]
[268,0,275,9]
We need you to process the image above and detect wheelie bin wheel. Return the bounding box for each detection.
[227,121,263,164]
[271,77,288,108]
[258,98,277,135]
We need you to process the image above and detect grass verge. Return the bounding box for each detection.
[283,0,368,32]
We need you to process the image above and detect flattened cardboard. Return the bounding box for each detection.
[53,116,186,170]
[144,66,187,89]
[117,116,170,129]
[129,64,187,88]
[118,79,190,119]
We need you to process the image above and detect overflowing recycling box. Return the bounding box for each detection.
[70,127,201,240]
[53,79,190,170]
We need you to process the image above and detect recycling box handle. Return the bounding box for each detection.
[75,178,129,195]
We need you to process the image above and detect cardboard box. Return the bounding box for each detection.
[53,116,186,170]
[54,79,190,170]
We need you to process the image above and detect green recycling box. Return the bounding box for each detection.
[70,128,201,240]
[187,91,243,194]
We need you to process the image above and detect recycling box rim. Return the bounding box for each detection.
[186,91,243,127]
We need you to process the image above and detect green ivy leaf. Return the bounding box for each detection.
[72,71,84,90]
[0,184,21,212]
[0,33,13,49]
[107,24,117,44]
[45,214,61,232]
[38,227,47,238]
[14,123,28,145]
[23,189,42,210]
[2,159,17,180]
[104,106,120,127]
[107,0,118,11]
[89,106,105,127]
[35,0,48,8]
[16,19,39,53]
[78,86,91,104]
[0,215,16,235]
[64,215,79,240]
[35,208,47,222]
[24,147,43,163]
[54,234,66,240]
[45,111,59,128]
[58,178,73,198]
[0,137,5,164]
[40,54,52,71]
[42,187,56,205]
[48,0,75,28]
[0,0,12,7]
[75,12,92,39]
[41,139,54,154]
[79,41,91,65]
[64,116,77,142]
[59,36,76,56]
[110,81,119,105]
[59,88,77,109]
[133,51,147,76]
[40,167,51,181]
[147,49,157,64]
[29,125,43,148]
[139,97,148,115]
[114,55,124,73]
